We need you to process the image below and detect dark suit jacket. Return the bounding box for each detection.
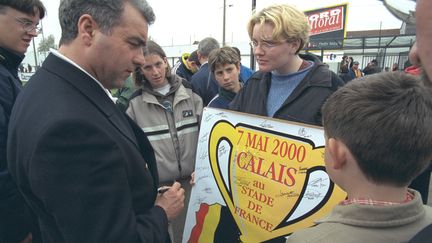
[191,63,219,106]
[7,53,169,243]
[0,47,41,242]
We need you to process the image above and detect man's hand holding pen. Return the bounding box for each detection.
[155,182,185,220]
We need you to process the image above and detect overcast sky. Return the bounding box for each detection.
[38,0,403,47]
[22,0,404,66]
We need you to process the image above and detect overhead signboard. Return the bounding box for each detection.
[305,3,349,49]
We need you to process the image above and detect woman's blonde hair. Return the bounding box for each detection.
[247,4,310,53]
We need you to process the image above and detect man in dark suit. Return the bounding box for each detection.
[0,1,46,242]
[7,0,184,242]
[191,37,220,106]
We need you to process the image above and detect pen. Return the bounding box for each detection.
[158,187,170,194]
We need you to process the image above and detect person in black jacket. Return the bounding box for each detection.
[0,1,46,242]
[191,37,220,106]
[230,4,344,126]
[207,46,243,109]
[171,51,200,83]
[363,59,381,75]
[7,0,184,242]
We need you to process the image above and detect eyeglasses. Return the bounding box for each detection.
[249,40,286,50]
[380,0,416,24]
[15,17,42,34]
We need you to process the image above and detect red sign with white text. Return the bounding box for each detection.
[308,6,344,36]
[305,4,348,49]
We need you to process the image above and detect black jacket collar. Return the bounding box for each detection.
[0,47,25,78]
[219,87,237,102]
[42,53,139,148]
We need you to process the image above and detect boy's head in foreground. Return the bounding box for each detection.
[322,72,432,193]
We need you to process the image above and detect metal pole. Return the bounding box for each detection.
[40,21,47,60]
[40,20,45,40]
[250,0,256,70]
[222,0,226,46]
[378,21,382,68]
[32,38,38,68]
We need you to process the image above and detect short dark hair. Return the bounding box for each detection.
[188,50,200,66]
[231,46,241,57]
[133,40,171,87]
[322,72,432,186]
[197,37,219,57]
[208,46,240,73]
[0,0,46,18]
[59,0,155,45]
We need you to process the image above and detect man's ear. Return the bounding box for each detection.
[327,138,348,170]
[77,14,97,46]
[197,52,203,61]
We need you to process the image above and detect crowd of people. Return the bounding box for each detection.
[337,56,417,84]
[18,63,33,73]
[0,0,431,243]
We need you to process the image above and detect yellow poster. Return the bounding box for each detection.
[183,108,346,243]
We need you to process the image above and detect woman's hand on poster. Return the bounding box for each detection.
[190,171,195,186]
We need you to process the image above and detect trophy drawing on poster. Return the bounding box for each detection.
[183,108,346,243]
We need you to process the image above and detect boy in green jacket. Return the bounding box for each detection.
[287,72,432,243]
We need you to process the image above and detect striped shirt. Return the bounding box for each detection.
[339,191,415,206]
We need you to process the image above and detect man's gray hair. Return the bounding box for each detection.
[58,0,155,45]
[198,37,220,57]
